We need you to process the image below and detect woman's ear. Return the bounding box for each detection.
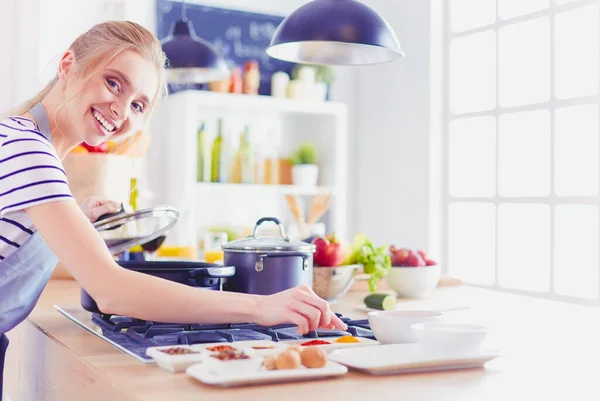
[57,50,76,79]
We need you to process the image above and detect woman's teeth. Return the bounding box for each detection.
[92,110,115,132]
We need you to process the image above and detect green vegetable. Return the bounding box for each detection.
[348,234,391,292]
[364,293,397,310]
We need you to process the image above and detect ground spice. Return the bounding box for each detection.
[300,339,331,346]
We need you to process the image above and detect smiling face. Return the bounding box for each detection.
[64,50,159,146]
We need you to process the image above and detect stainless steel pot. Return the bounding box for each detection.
[222,217,315,295]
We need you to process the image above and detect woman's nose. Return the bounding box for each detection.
[110,101,128,120]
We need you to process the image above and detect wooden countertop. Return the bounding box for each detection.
[5,279,600,401]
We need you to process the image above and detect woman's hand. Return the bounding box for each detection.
[255,285,347,334]
[79,197,122,223]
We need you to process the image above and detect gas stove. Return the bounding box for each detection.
[54,305,375,363]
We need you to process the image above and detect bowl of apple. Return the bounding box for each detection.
[310,234,360,302]
[385,247,440,299]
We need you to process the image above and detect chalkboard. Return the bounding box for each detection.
[156,0,297,95]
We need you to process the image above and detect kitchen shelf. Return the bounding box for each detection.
[168,90,347,116]
[196,182,337,196]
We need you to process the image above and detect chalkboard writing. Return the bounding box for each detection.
[156,0,297,95]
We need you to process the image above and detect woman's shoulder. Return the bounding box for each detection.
[0,116,51,148]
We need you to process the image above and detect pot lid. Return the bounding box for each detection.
[93,205,179,255]
[222,217,315,253]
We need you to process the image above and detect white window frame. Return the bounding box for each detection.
[441,0,600,306]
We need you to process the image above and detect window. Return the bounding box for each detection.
[443,0,600,304]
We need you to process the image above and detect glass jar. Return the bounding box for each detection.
[243,61,260,95]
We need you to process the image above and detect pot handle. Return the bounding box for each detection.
[188,266,236,286]
[254,254,310,272]
[252,217,290,242]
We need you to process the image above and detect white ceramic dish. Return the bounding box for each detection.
[230,340,290,357]
[191,342,255,355]
[186,361,348,387]
[202,354,264,376]
[367,310,443,344]
[146,345,205,373]
[328,343,500,375]
[281,336,379,352]
[385,264,441,298]
[411,323,488,357]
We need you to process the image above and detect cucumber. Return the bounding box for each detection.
[364,293,397,310]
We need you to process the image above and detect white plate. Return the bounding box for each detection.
[280,336,379,352]
[191,341,290,356]
[328,344,500,375]
[146,345,205,373]
[186,361,348,387]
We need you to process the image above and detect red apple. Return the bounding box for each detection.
[392,248,410,266]
[405,249,426,267]
[312,234,345,267]
[425,259,437,266]
[417,250,427,260]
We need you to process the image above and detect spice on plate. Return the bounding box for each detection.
[300,339,331,346]
[252,345,275,350]
[335,336,360,344]
[210,350,250,361]
[206,345,237,352]
[158,347,199,355]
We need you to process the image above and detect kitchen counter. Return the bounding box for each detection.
[5,279,600,401]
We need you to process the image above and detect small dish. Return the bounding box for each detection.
[146,345,205,373]
[186,361,348,387]
[367,310,443,344]
[202,352,264,376]
[281,336,378,352]
[411,322,488,357]
[328,343,500,375]
[236,340,290,356]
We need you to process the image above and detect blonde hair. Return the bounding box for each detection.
[7,21,167,119]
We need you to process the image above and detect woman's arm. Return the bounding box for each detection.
[26,200,345,333]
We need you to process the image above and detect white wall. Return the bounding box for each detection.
[344,0,435,253]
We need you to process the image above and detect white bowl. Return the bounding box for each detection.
[411,323,488,357]
[367,310,443,344]
[385,264,441,298]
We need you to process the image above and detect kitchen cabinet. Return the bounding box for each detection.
[145,90,349,242]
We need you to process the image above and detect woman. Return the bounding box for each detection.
[0,21,344,397]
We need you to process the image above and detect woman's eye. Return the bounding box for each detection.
[107,79,120,92]
[132,103,144,113]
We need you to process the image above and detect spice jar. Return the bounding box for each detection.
[271,71,289,98]
[229,66,242,94]
[243,61,260,95]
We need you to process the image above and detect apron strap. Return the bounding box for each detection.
[0,333,8,401]
[29,103,52,140]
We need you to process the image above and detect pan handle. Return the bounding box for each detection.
[252,217,290,241]
[188,266,236,287]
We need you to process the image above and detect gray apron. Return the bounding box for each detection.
[0,103,59,399]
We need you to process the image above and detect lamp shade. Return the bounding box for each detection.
[161,20,230,84]
[266,0,403,65]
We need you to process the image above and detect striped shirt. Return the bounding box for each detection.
[0,116,73,260]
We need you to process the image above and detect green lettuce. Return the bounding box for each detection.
[347,234,391,292]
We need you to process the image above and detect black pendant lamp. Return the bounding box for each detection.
[267,0,404,66]
[161,3,229,84]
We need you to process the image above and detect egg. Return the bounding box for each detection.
[300,346,327,368]
[287,344,304,354]
[262,355,277,370]
[275,350,302,370]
